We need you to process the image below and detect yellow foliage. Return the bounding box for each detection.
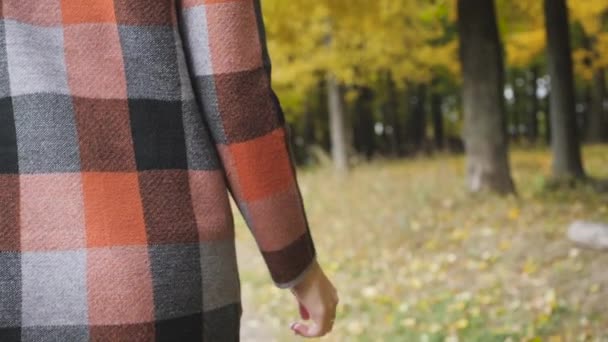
[569,1,608,36]
[262,0,455,98]
[506,29,546,67]
[500,0,608,75]
[262,0,608,115]
[499,0,545,67]
[570,1,608,79]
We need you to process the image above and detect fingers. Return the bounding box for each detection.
[288,263,338,338]
[291,320,331,338]
[291,322,323,338]
[299,303,310,320]
[291,306,335,338]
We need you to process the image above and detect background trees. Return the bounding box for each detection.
[262,0,607,192]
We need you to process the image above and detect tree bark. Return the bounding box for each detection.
[544,0,585,178]
[587,68,606,142]
[353,86,376,160]
[385,74,402,156]
[544,92,552,145]
[326,72,349,173]
[303,93,316,148]
[508,70,521,142]
[301,91,319,166]
[411,84,428,150]
[527,66,540,142]
[431,89,444,150]
[457,0,516,194]
[403,83,428,154]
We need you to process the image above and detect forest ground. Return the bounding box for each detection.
[237,145,608,342]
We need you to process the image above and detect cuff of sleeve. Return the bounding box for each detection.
[261,231,317,289]
[274,254,317,289]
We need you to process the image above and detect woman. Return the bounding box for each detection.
[0,0,337,340]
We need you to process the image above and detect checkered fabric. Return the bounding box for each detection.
[0,0,317,340]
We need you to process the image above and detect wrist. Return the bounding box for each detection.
[292,259,321,292]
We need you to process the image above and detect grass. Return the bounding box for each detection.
[235,145,608,342]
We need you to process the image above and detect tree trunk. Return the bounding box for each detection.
[457,0,516,194]
[301,91,319,165]
[527,66,540,142]
[401,85,414,154]
[544,92,552,145]
[353,86,376,160]
[385,74,402,156]
[509,70,520,142]
[412,84,428,150]
[303,94,316,147]
[431,89,444,150]
[403,83,428,154]
[318,80,331,152]
[587,68,606,142]
[544,0,585,178]
[326,72,349,173]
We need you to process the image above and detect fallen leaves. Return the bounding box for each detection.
[237,146,608,341]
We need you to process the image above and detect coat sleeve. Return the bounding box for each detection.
[176,0,317,288]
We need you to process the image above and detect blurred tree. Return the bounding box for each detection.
[430,84,445,150]
[570,1,608,142]
[408,83,428,152]
[383,72,403,156]
[544,0,586,179]
[262,0,454,164]
[457,0,515,194]
[527,66,541,142]
[588,69,606,142]
[352,86,375,160]
[499,1,546,143]
[261,0,606,175]
[326,72,349,173]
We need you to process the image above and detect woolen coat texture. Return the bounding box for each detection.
[0,0,317,341]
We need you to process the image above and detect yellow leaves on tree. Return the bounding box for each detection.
[498,0,545,68]
[261,0,608,116]
[492,0,608,80]
[569,1,608,80]
[261,0,456,113]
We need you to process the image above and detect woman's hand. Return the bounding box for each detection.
[289,260,338,338]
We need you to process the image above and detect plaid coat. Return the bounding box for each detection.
[0,0,317,341]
